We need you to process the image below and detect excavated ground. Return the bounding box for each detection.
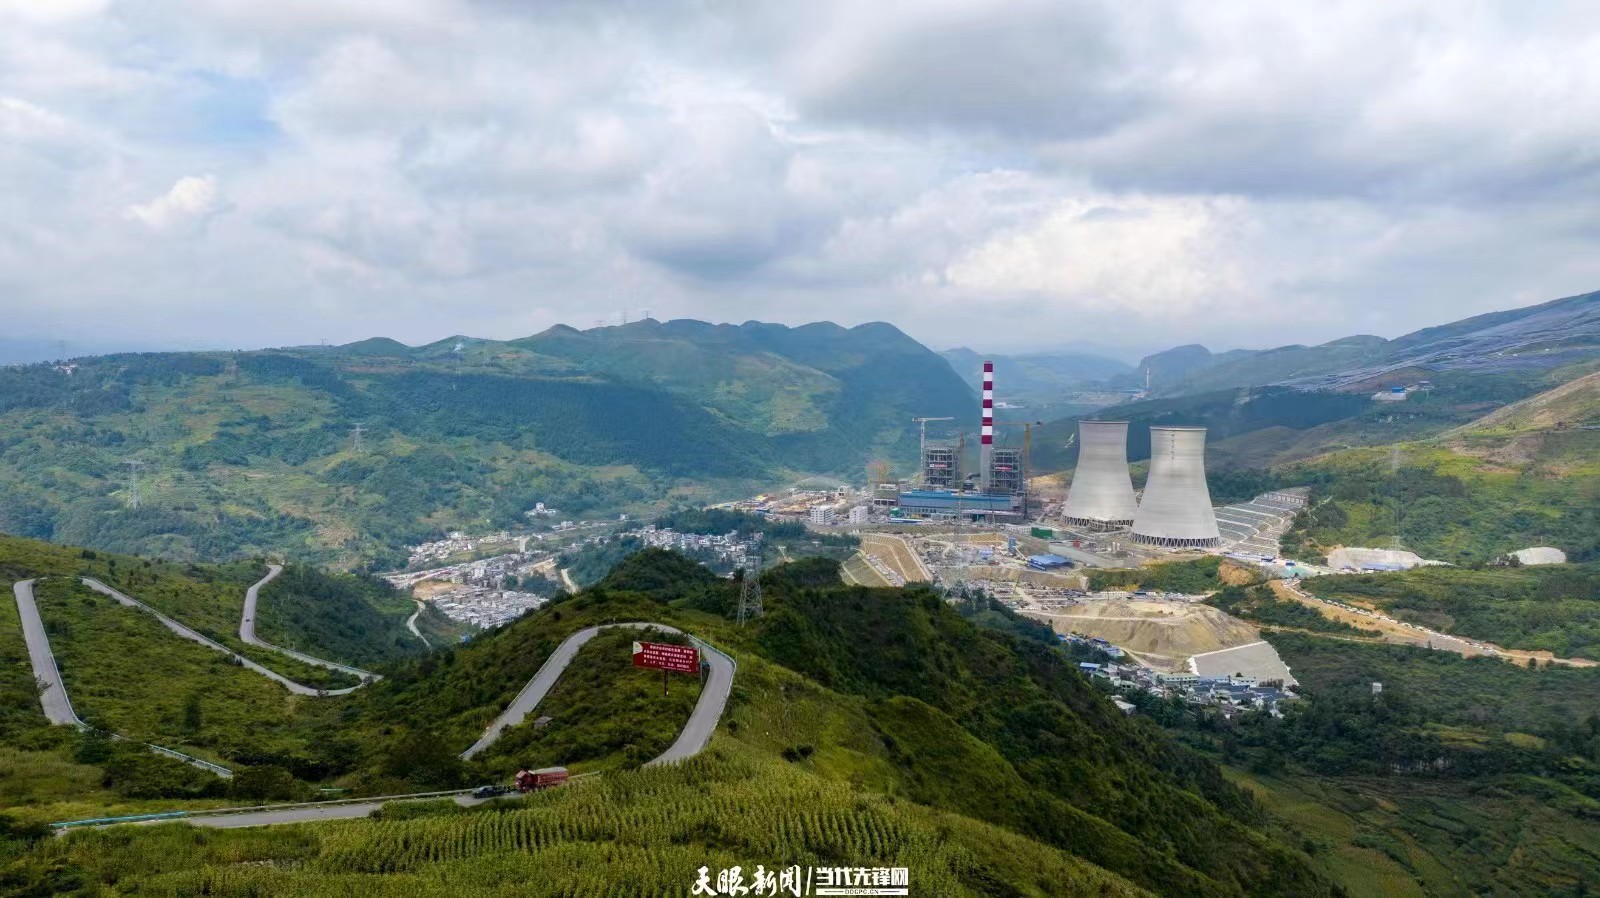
[1026,599,1262,672]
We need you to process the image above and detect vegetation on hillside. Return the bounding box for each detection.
[1087,556,1231,593]
[1302,564,1600,659]
[5,748,1152,898]
[1282,434,1600,564]
[1126,626,1600,894]
[1207,585,1378,636]
[0,319,972,566]
[256,565,419,666]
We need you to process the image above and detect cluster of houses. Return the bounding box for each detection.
[1061,632,1297,717]
[431,586,546,629]
[634,525,763,569]
[405,530,522,567]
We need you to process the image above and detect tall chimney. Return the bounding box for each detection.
[979,361,994,493]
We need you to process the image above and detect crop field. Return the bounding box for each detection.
[21,747,1148,897]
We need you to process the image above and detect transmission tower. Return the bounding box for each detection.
[351,423,366,454]
[123,459,144,510]
[737,561,763,626]
[1389,446,1404,550]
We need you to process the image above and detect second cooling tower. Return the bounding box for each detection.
[1063,421,1137,529]
[1131,426,1220,548]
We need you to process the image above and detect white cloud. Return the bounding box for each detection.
[125,175,226,231]
[0,0,1598,352]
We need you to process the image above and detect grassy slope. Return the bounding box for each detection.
[0,536,361,688]
[1303,564,1600,659]
[31,578,346,773]
[1232,770,1600,898]
[1219,630,1600,895]
[471,627,703,772]
[1284,430,1600,564]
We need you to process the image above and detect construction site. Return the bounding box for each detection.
[830,360,1314,682]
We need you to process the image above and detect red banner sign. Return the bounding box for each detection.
[632,641,700,674]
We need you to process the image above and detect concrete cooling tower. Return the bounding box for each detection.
[1063,421,1137,529]
[1131,426,1220,548]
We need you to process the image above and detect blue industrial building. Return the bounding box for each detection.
[1027,554,1072,570]
[895,489,1022,520]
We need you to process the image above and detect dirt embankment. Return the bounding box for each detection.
[1026,600,1261,672]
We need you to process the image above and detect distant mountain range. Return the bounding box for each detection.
[939,347,1133,416]
[1133,289,1600,398]
[0,319,971,566]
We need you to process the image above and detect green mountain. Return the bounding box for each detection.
[0,541,1335,895]
[0,319,973,567]
[940,346,1132,415]
[1135,289,1600,399]
[1282,398,1600,565]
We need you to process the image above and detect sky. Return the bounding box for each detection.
[4,1,1600,356]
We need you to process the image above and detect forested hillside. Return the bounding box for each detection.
[0,544,1336,896]
[0,319,973,567]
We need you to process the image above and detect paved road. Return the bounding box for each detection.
[407,601,432,648]
[462,622,735,762]
[81,578,365,697]
[17,579,233,778]
[13,580,81,726]
[241,565,380,681]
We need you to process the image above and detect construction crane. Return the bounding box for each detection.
[911,416,955,460]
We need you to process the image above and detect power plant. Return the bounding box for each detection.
[1063,421,1138,529]
[898,360,1027,521]
[1131,426,1220,548]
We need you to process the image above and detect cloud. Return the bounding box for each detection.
[1,0,1599,353]
[124,175,226,230]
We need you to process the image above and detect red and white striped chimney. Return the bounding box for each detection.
[979,361,994,493]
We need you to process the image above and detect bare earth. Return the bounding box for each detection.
[1026,599,1262,672]
[859,534,932,583]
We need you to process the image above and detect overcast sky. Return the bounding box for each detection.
[4,1,1600,356]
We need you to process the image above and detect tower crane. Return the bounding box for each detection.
[911,416,955,460]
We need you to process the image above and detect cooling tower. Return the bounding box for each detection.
[978,361,994,493]
[1131,426,1220,548]
[1063,421,1137,528]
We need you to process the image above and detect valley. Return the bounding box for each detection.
[3,299,1600,896]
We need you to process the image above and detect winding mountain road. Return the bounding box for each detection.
[14,579,233,778]
[80,578,368,697]
[13,580,79,726]
[241,565,381,682]
[462,622,735,763]
[407,601,432,648]
[18,567,737,830]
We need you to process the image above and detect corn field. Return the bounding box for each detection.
[45,751,1150,897]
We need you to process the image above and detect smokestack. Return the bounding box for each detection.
[979,361,994,493]
[1131,426,1220,548]
[1064,421,1137,528]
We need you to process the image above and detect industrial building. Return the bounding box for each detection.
[1063,420,1138,529]
[989,447,1023,500]
[921,444,959,489]
[809,504,837,526]
[894,359,1026,522]
[1131,426,1220,548]
[895,490,1018,519]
